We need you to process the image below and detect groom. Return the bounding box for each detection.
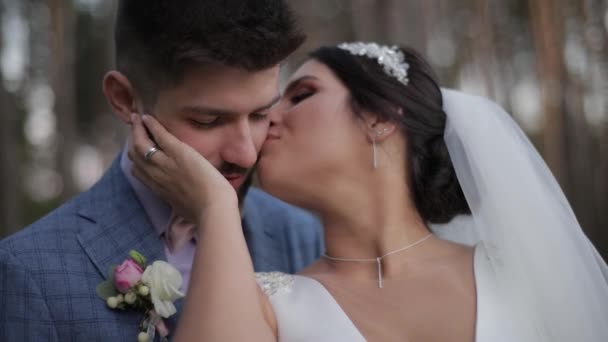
[0,1,323,341]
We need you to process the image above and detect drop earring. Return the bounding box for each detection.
[372,136,378,169]
[372,128,389,169]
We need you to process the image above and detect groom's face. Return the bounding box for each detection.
[150,64,281,191]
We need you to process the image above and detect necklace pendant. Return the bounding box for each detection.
[377,257,383,288]
[320,234,433,290]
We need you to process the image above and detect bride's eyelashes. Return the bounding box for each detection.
[289,87,316,105]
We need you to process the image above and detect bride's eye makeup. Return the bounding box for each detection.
[283,75,320,106]
[289,86,315,104]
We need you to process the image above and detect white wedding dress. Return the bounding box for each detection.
[256,244,516,342]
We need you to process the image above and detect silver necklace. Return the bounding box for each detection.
[321,233,433,288]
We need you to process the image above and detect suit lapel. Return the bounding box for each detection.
[77,161,286,276]
[75,161,285,337]
[76,158,166,279]
[242,193,285,272]
[76,157,188,339]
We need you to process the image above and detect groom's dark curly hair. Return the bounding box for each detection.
[115,0,305,104]
[310,46,470,224]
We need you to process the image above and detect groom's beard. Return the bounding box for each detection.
[237,171,254,206]
[218,162,254,205]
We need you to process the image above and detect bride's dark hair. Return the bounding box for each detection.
[309,45,470,223]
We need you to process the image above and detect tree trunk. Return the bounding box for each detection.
[0,83,22,238]
[529,0,569,192]
[350,0,380,41]
[599,119,608,261]
[472,0,498,100]
[583,0,608,260]
[49,0,79,198]
[0,1,22,238]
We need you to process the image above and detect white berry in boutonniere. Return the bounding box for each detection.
[96,250,184,341]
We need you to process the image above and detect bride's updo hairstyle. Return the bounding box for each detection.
[309,45,470,223]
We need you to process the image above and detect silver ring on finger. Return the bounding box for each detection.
[144,146,160,162]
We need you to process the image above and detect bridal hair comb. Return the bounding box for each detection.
[337,42,409,86]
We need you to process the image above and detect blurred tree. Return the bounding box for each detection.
[350,0,379,41]
[472,0,498,99]
[579,0,608,259]
[561,0,603,256]
[0,78,22,236]
[50,0,79,199]
[529,0,569,188]
[0,0,22,236]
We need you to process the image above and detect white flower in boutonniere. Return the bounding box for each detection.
[96,250,184,341]
[142,260,185,318]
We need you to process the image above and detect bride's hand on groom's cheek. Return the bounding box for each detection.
[127,114,238,222]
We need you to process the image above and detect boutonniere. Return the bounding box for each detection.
[96,250,184,342]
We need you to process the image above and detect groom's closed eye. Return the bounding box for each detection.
[188,117,220,129]
[179,106,228,130]
[250,111,270,122]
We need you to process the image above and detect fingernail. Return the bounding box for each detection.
[142,114,150,122]
[130,113,137,123]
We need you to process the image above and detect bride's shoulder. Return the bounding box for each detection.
[255,272,296,297]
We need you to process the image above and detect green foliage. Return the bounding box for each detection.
[95,266,118,300]
[130,250,147,268]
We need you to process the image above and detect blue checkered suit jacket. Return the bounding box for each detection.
[0,157,323,341]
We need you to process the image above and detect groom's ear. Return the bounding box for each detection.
[102,71,140,124]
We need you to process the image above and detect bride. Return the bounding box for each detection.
[128,42,608,341]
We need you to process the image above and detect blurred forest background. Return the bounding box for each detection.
[0,0,606,259]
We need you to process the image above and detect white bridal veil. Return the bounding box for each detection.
[431,89,608,341]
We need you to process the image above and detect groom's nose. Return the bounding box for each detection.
[268,104,283,126]
[220,121,258,169]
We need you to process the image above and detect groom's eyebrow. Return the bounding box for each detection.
[253,94,281,113]
[180,94,281,117]
[283,76,319,96]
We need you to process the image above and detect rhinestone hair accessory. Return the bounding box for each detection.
[337,42,409,86]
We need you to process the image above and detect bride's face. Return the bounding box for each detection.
[257,59,369,209]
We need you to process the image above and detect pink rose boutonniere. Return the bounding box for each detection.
[115,259,144,293]
[96,250,184,342]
